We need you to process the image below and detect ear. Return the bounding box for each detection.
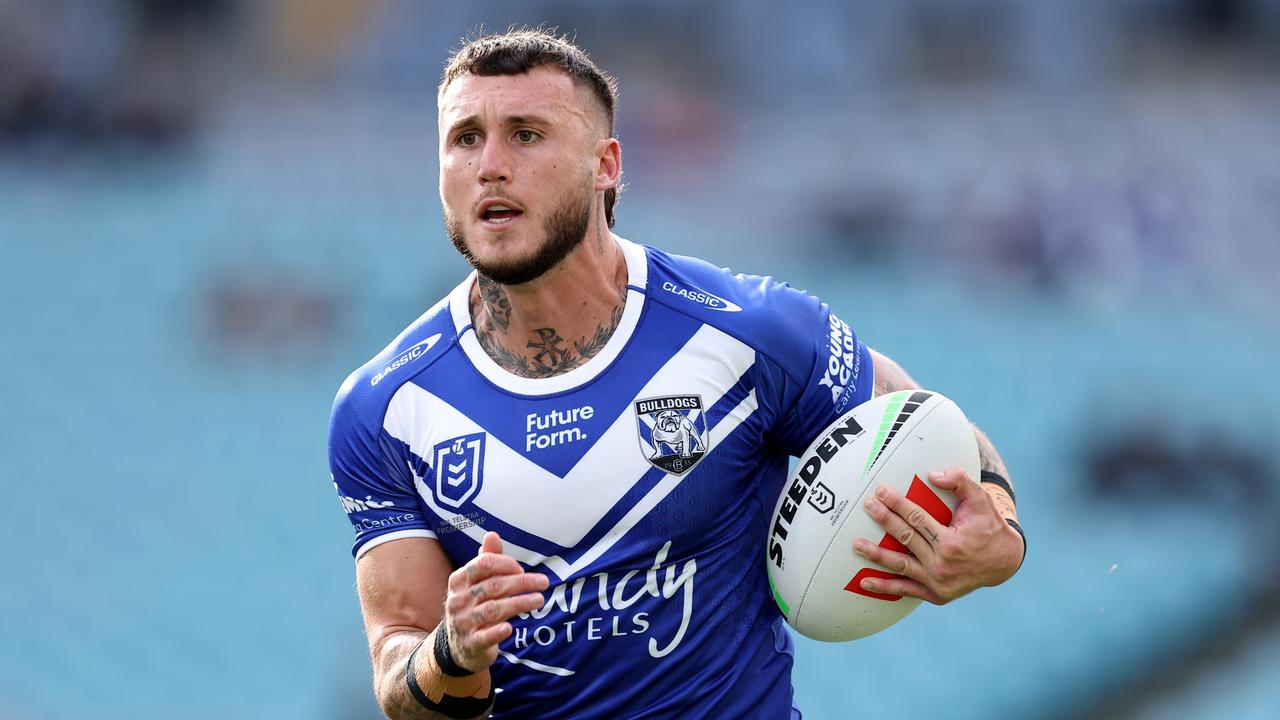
[594,137,622,192]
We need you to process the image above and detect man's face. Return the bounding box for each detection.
[438,66,605,285]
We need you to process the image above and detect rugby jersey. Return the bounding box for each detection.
[328,238,874,718]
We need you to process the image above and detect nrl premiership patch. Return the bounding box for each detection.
[634,395,708,475]
[432,432,485,509]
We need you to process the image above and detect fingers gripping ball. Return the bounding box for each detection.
[765,391,979,641]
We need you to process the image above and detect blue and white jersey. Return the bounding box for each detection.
[328,239,874,719]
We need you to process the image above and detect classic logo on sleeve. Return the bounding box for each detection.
[659,280,742,312]
[634,395,708,475]
[371,333,442,386]
[432,433,486,509]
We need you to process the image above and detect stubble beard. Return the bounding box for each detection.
[446,184,593,287]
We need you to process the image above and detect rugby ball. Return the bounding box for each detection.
[765,390,979,642]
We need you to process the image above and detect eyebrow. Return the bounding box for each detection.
[506,114,553,127]
[445,113,555,136]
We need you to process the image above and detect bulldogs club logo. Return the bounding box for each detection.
[432,433,485,509]
[634,395,708,475]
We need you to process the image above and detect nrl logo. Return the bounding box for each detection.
[634,395,708,476]
[432,432,485,509]
[807,481,836,514]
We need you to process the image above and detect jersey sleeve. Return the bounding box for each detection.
[750,283,874,457]
[328,375,437,559]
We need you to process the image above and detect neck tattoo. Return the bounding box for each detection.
[471,275,627,379]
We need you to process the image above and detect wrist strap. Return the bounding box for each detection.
[1006,518,1026,569]
[406,636,495,718]
[434,621,475,678]
[980,470,1016,505]
[405,639,435,708]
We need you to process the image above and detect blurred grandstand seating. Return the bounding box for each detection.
[2,1,1279,719]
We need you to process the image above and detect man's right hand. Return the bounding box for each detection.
[444,531,549,672]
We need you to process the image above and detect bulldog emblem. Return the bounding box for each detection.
[634,395,709,475]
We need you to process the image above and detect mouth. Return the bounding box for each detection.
[478,199,525,229]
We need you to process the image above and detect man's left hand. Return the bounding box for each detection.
[853,467,1023,604]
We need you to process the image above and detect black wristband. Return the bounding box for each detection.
[1006,518,1026,568]
[406,637,496,718]
[434,622,476,678]
[980,470,1017,505]
[405,639,434,708]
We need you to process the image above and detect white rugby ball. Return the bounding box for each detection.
[766,390,979,642]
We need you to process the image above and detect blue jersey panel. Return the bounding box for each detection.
[328,302,456,557]
[643,247,874,456]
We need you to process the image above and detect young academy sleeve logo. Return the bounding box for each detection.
[634,395,708,475]
[432,433,485,509]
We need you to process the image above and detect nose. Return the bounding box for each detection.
[477,136,511,185]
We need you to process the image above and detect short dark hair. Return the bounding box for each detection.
[440,28,622,228]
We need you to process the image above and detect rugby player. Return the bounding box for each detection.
[328,29,1025,719]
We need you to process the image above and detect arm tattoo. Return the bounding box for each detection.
[974,426,1011,481]
[974,424,1018,520]
[990,492,1018,519]
[870,349,921,398]
[868,349,1017,512]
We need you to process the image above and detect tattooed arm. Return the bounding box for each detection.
[853,348,1024,603]
[870,348,1013,494]
[357,535,546,719]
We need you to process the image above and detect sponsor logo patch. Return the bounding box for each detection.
[333,480,417,536]
[337,492,396,515]
[432,432,485,509]
[634,395,709,475]
[510,540,698,671]
[525,404,594,452]
[660,280,742,312]
[371,334,442,386]
[816,314,858,411]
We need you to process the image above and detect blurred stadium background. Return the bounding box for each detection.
[2,1,1279,718]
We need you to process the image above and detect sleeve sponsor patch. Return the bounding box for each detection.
[816,313,860,412]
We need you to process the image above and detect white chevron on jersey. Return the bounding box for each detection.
[559,388,758,578]
[497,650,575,678]
[383,322,758,578]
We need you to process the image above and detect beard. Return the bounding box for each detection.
[446,184,593,286]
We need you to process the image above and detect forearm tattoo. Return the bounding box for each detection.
[871,349,919,398]
[974,426,1017,519]
[975,427,1010,483]
[869,350,1017,519]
